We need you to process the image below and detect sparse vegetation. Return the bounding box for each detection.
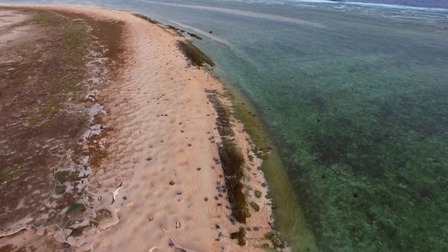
[55,185,66,195]
[27,101,58,125]
[67,203,86,216]
[55,171,70,183]
[34,11,60,25]
[64,25,88,60]
[0,166,25,189]
[0,8,125,250]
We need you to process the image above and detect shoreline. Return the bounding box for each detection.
[0,4,282,251]
[222,82,318,251]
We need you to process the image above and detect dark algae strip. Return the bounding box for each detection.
[206,90,249,225]
[132,13,160,25]
[177,40,214,67]
[133,14,209,66]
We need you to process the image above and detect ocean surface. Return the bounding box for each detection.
[3,0,448,250]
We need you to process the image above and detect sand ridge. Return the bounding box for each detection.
[0,4,277,251]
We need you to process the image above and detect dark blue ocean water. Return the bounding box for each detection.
[2,0,448,251]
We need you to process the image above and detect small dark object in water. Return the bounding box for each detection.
[209,31,213,34]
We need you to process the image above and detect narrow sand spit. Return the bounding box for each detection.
[1,4,277,251]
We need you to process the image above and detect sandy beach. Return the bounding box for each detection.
[0,4,278,251]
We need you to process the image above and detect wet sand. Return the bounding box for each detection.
[0,4,277,251]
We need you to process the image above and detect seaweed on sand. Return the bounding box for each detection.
[132,13,160,25]
[177,40,214,67]
[206,90,249,224]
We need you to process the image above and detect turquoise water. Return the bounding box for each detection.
[4,0,448,250]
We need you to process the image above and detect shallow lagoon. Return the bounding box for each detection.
[4,0,448,250]
[160,3,448,250]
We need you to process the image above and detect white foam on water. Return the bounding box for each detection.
[288,0,448,11]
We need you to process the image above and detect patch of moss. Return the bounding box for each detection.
[254,190,262,198]
[177,40,214,67]
[0,68,7,79]
[26,112,40,125]
[0,166,24,186]
[40,103,57,119]
[27,100,58,125]
[0,214,6,226]
[34,11,60,25]
[64,25,87,61]
[55,185,66,195]
[67,203,86,216]
[55,170,70,183]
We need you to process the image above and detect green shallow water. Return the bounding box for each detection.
[202,6,448,251]
[4,0,448,250]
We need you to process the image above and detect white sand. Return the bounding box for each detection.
[0,4,276,251]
